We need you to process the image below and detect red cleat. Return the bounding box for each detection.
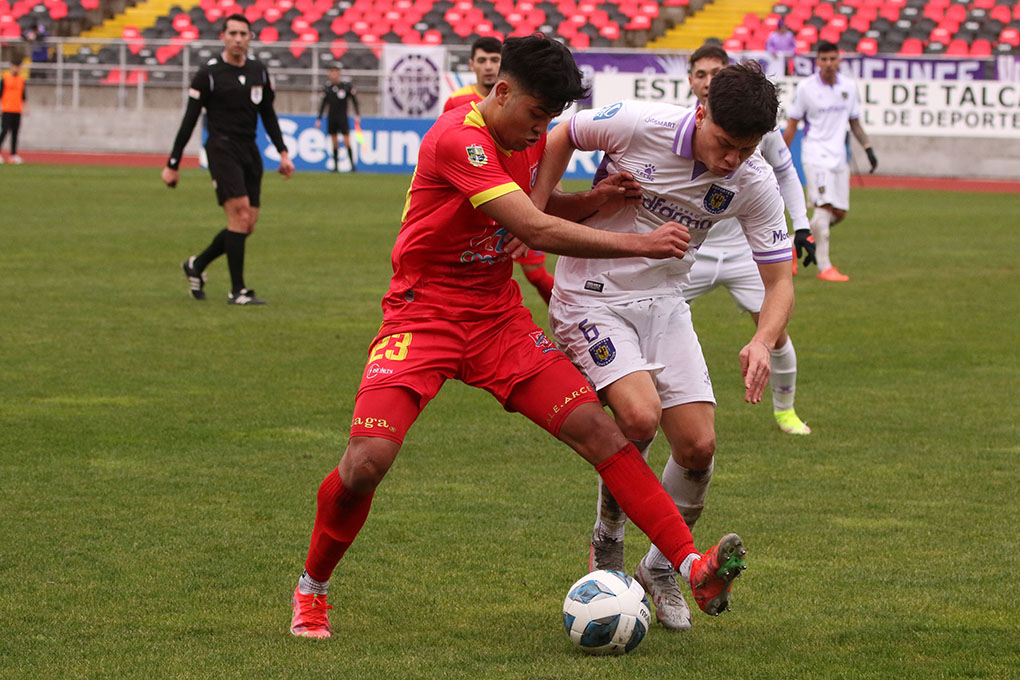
[290,587,333,638]
[817,266,849,282]
[688,533,747,616]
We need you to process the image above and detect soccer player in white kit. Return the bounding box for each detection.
[684,45,813,436]
[783,40,878,282]
[532,62,794,631]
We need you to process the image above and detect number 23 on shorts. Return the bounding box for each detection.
[368,332,413,363]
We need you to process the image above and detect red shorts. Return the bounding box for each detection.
[351,305,597,443]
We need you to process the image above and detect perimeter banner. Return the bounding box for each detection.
[592,73,1020,138]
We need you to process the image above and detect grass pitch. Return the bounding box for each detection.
[0,165,1018,679]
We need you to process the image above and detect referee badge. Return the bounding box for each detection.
[703,184,735,214]
[589,338,616,367]
[466,144,488,167]
[250,86,263,104]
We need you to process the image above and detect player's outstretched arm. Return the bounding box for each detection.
[481,190,689,260]
[849,119,877,172]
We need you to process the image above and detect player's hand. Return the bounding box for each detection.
[161,166,179,188]
[591,171,642,214]
[314,119,321,128]
[866,147,878,173]
[794,229,816,268]
[503,232,532,260]
[278,152,295,179]
[738,338,772,404]
[644,221,691,259]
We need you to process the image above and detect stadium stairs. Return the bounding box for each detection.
[80,0,200,42]
[648,0,777,49]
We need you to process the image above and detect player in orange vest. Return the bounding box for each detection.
[0,61,27,164]
[443,38,557,304]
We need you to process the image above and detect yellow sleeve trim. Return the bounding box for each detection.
[469,182,521,208]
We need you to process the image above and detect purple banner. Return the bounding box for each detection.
[791,54,990,80]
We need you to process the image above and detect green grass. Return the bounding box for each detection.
[0,165,1018,679]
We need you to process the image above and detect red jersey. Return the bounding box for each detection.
[384,102,546,322]
[443,84,484,112]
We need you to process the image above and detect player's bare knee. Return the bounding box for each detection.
[339,440,393,492]
[671,435,715,470]
[613,405,660,443]
[559,405,629,464]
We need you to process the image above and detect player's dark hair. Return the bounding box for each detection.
[690,44,730,70]
[499,35,589,113]
[707,60,778,138]
[471,36,502,58]
[816,40,839,55]
[221,13,251,33]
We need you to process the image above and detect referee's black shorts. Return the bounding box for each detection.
[205,135,263,207]
[327,116,350,136]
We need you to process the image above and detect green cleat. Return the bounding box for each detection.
[774,409,811,435]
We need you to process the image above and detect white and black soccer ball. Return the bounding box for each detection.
[562,569,651,655]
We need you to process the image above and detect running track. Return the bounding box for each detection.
[11,150,1020,193]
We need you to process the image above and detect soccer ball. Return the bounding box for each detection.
[562,569,651,655]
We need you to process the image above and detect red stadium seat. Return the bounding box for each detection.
[599,23,619,40]
[856,36,877,55]
[899,37,922,54]
[723,37,743,51]
[260,25,278,42]
[944,4,965,23]
[797,25,817,42]
[970,39,991,57]
[795,38,812,54]
[812,2,833,20]
[828,15,848,31]
[849,15,870,33]
[1001,27,1020,47]
[944,39,968,56]
[989,5,1011,24]
[929,27,951,44]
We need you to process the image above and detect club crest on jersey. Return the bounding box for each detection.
[238,75,246,85]
[466,144,488,167]
[250,85,263,104]
[589,338,616,367]
[703,184,735,214]
[593,102,623,120]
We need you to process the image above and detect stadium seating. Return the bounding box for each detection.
[752,0,1020,56]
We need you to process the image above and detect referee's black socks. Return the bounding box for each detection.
[224,230,248,294]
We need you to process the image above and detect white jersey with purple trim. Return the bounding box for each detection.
[552,100,791,307]
[788,72,861,171]
[699,127,808,254]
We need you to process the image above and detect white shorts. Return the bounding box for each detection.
[548,296,715,409]
[684,250,765,314]
[804,162,850,212]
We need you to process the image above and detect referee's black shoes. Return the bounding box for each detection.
[228,288,268,305]
[182,256,207,300]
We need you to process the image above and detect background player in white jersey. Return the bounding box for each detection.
[684,44,813,436]
[533,62,794,631]
[783,40,877,282]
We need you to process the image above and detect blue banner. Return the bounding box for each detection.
[246,115,603,180]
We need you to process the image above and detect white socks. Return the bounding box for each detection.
[644,457,714,571]
[298,570,329,596]
[810,208,833,271]
[770,337,798,412]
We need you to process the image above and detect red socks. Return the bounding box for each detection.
[304,468,374,582]
[524,266,554,304]
[595,444,696,569]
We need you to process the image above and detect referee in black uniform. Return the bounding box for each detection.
[314,66,360,173]
[162,13,294,305]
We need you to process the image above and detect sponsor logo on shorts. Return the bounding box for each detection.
[529,330,558,354]
[584,281,604,292]
[593,102,623,120]
[545,385,593,426]
[772,229,790,244]
[589,338,616,367]
[466,144,488,167]
[365,362,394,379]
[703,184,735,214]
[352,416,397,433]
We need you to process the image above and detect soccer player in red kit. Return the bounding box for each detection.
[444,36,557,305]
[289,35,748,639]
